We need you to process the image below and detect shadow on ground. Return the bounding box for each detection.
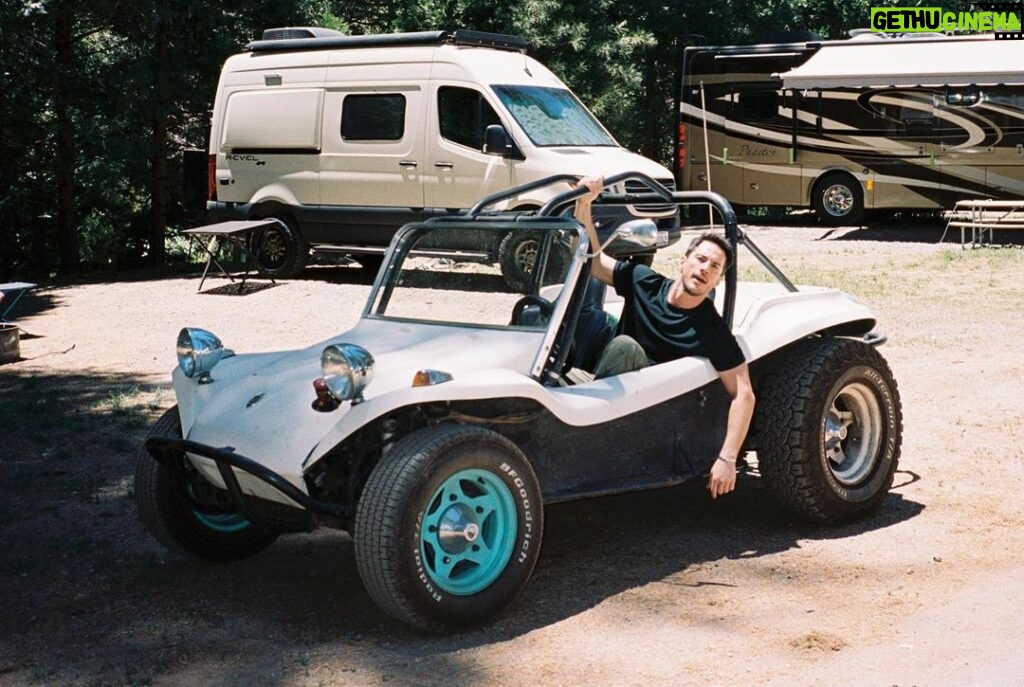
[0,366,925,685]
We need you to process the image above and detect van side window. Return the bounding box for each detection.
[438,87,501,149]
[341,94,406,141]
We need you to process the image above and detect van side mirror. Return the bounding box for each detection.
[483,124,514,157]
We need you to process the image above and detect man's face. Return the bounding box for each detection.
[679,241,727,297]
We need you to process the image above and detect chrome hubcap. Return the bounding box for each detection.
[823,184,854,217]
[437,504,480,554]
[825,381,883,486]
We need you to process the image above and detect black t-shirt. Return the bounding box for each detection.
[612,261,745,371]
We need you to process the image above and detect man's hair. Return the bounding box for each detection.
[685,232,734,271]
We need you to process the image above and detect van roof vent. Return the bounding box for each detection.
[247,29,529,54]
[261,27,347,41]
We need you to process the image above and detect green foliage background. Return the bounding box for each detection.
[0,0,945,279]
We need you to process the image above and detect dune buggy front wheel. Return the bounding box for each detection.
[354,424,543,632]
[134,406,278,560]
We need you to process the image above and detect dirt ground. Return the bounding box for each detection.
[2,221,1023,686]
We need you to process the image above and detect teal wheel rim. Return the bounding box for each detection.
[419,468,518,596]
[193,511,251,533]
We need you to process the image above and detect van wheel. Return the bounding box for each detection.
[812,173,864,226]
[251,216,308,278]
[498,231,568,293]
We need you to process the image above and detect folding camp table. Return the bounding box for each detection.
[0,282,36,322]
[182,219,281,292]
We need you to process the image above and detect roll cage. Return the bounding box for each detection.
[372,171,798,386]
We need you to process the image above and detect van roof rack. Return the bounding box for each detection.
[247,29,529,54]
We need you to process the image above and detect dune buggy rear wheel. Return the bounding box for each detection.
[134,406,278,560]
[755,338,902,524]
[354,424,543,632]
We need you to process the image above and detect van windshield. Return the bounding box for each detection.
[492,85,618,147]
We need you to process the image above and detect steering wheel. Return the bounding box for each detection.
[509,294,555,326]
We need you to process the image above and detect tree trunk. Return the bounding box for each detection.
[148,5,169,265]
[54,0,79,273]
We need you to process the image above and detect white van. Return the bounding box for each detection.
[205,28,679,287]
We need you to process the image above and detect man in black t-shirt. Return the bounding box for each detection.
[573,176,756,499]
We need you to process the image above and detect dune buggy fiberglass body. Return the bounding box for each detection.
[137,173,903,632]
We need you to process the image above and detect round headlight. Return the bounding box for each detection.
[176,328,225,381]
[321,343,374,403]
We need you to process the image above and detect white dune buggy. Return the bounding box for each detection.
[136,174,902,632]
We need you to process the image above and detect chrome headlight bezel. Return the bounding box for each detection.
[321,343,374,403]
[176,327,226,382]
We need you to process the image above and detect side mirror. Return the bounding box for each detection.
[483,124,513,156]
[600,218,658,252]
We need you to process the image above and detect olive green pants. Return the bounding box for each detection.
[593,335,651,378]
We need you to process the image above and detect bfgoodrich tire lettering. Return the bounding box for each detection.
[354,424,543,632]
[755,338,902,524]
[134,406,278,560]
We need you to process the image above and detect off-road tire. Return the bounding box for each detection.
[354,424,543,633]
[498,230,569,293]
[134,406,278,560]
[812,172,865,226]
[251,216,308,278]
[755,338,902,524]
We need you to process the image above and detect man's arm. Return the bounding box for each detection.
[707,361,756,499]
[575,176,617,286]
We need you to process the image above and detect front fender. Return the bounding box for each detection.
[733,285,876,361]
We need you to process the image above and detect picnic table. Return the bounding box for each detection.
[942,199,1024,247]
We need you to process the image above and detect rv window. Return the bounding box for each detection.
[985,89,1024,110]
[737,90,779,122]
[944,87,983,107]
[900,106,935,129]
[341,94,406,141]
[438,87,502,149]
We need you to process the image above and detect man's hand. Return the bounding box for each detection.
[707,457,737,499]
[576,175,604,203]
[574,176,617,285]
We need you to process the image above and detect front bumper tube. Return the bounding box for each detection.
[146,436,353,531]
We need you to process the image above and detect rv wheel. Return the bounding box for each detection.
[251,216,309,278]
[812,173,864,226]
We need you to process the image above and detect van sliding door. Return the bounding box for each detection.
[320,87,427,244]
